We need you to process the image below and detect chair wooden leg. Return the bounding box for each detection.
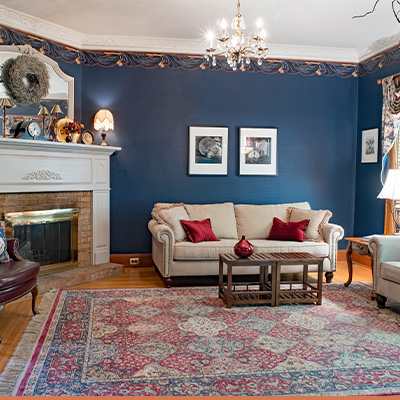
[31,285,39,315]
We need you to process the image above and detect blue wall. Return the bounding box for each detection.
[78,65,358,253]
[354,62,400,236]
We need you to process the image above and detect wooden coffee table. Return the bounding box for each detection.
[218,252,324,308]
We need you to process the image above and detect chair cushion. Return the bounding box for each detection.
[173,239,329,261]
[0,260,40,291]
[184,203,237,239]
[235,202,311,240]
[381,261,400,284]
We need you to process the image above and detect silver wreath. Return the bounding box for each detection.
[1,55,50,104]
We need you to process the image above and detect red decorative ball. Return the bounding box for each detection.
[234,235,254,258]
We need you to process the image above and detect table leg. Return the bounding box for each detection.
[271,263,276,307]
[302,264,308,292]
[317,261,323,305]
[218,258,223,299]
[344,240,353,287]
[227,264,232,308]
[275,262,281,307]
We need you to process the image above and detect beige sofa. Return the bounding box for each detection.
[148,202,344,287]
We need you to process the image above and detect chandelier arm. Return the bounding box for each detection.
[392,0,400,23]
[352,0,381,19]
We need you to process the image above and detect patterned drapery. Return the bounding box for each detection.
[381,76,400,183]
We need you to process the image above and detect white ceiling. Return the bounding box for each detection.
[0,0,399,63]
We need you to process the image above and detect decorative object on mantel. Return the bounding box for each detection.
[378,168,400,234]
[1,55,49,103]
[234,235,254,257]
[94,109,114,146]
[81,130,95,145]
[204,0,268,71]
[10,119,42,139]
[0,98,12,137]
[56,117,83,143]
[38,105,49,139]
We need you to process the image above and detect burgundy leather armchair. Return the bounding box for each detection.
[0,238,40,342]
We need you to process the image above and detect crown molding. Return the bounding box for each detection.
[358,30,400,62]
[0,4,389,64]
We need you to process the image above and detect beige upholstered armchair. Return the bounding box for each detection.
[368,235,400,308]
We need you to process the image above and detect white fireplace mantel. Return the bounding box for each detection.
[0,137,121,265]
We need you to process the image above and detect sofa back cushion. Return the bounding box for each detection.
[235,202,311,240]
[184,202,238,239]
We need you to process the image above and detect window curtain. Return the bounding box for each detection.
[381,76,400,234]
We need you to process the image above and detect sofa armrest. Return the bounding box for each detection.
[148,219,175,278]
[369,235,400,290]
[322,223,344,272]
[6,238,24,261]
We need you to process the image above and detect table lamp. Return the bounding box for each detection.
[94,109,113,146]
[0,98,12,137]
[38,105,50,136]
[378,169,400,234]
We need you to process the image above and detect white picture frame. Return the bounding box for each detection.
[361,128,379,163]
[239,127,278,175]
[188,126,229,175]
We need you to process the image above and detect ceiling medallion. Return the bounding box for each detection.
[204,0,268,71]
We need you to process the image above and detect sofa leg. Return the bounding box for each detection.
[31,285,39,315]
[164,277,172,288]
[376,294,387,308]
[325,271,334,283]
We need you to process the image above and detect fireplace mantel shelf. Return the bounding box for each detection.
[0,137,121,154]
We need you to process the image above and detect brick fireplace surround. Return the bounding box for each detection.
[0,138,123,293]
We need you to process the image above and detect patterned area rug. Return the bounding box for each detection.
[1,283,400,396]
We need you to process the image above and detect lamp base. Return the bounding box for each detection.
[99,131,110,146]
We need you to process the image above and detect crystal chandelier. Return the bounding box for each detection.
[204,0,268,71]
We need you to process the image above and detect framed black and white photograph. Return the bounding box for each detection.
[239,127,277,175]
[188,126,228,175]
[361,128,379,163]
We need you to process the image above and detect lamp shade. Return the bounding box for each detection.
[378,169,400,200]
[0,98,12,109]
[94,109,114,131]
[38,106,50,116]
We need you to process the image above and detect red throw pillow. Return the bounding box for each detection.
[267,217,310,242]
[180,218,220,243]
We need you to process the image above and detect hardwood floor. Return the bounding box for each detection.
[0,260,372,375]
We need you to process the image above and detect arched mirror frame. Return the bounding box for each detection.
[0,44,74,119]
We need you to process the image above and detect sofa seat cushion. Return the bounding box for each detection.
[174,240,238,260]
[173,239,329,261]
[381,261,400,284]
[235,202,311,240]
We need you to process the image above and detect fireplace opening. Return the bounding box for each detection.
[4,208,79,275]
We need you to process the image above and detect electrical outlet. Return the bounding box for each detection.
[129,257,139,265]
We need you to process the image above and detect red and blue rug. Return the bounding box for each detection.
[1,283,400,396]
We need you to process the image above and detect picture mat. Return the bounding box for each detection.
[189,126,228,175]
[361,128,379,163]
[240,128,277,175]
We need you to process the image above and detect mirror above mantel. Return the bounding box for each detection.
[0,44,74,137]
